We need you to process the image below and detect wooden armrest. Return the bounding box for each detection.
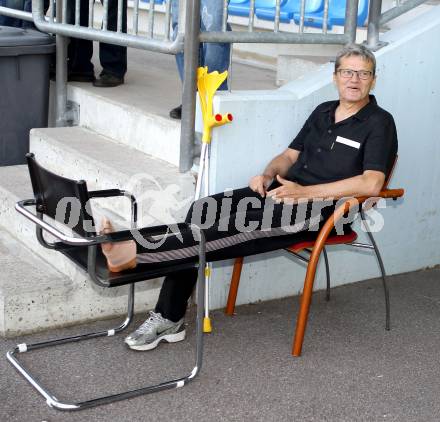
[377,188,404,199]
[356,188,404,203]
[311,188,404,255]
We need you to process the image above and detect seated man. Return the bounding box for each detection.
[102,43,398,351]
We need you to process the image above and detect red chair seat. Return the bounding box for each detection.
[286,230,358,253]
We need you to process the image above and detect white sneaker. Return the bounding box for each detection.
[124,312,185,351]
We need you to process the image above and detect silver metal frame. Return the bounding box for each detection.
[7,263,206,410]
[16,199,101,245]
[8,194,207,410]
[31,0,184,53]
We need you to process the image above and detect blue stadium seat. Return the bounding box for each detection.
[292,0,369,29]
[229,0,287,18]
[255,0,323,23]
[140,0,165,4]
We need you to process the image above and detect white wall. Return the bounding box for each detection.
[205,7,440,310]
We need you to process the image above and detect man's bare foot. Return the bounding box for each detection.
[100,217,137,273]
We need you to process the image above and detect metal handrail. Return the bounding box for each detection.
[31,0,184,53]
[0,0,430,172]
[380,0,429,25]
[0,6,33,21]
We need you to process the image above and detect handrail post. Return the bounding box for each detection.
[366,0,387,50]
[344,0,359,44]
[55,35,69,127]
[54,0,69,127]
[179,0,200,173]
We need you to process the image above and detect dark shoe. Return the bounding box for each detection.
[93,73,124,88]
[169,104,182,120]
[67,72,96,83]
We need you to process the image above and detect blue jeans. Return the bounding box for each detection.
[171,0,231,90]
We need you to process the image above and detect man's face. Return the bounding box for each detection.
[333,55,376,104]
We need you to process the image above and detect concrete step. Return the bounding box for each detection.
[0,227,70,336]
[29,126,195,226]
[64,46,276,166]
[0,165,127,278]
[0,165,74,277]
[67,76,182,167]
[0,227,156,337]
[0,167,164,336]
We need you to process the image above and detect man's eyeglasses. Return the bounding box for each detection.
[336,69,374,80]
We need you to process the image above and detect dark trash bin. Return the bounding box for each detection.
[0,25,55,165]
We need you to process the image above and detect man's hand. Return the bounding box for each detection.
[266,175,306,203]
[249,174,273,197]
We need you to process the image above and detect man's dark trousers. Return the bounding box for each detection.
[67,0,127,79]
[133,187,338,323]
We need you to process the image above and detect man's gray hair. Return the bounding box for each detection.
[334,44,376,75]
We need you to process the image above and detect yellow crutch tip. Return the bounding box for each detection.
[203,317,212,333]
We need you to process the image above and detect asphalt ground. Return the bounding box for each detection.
[1,266,440,422]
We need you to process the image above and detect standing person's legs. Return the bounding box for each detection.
[67,0,94,79]
[97,0,127,84]
[171,0,184,82]
[172,0,230,86]
[169,0,191,118]
[169,0,231,119]
[200,0,230,90]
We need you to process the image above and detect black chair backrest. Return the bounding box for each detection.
[26,153,95,238]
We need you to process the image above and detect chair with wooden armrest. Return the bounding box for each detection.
[225,159,404,357]
[7,153,207,411]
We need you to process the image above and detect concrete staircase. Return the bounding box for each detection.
[0,123,195,336]
[0,164,165,336]
[0,0,436,337]
[0,35,278,336]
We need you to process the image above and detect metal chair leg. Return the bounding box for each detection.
[6,266,206,410]
[360,209,390,331]
[323,247,331,301]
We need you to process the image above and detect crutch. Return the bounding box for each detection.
[195,67,233,332]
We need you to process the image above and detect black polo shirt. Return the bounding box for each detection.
[286,95,398,186]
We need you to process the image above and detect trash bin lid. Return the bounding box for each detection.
[0,25,55,55]
[0,26,54,46]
